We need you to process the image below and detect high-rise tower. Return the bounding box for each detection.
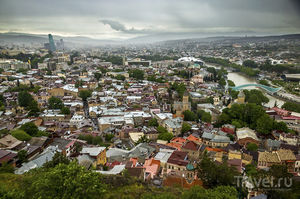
[48,34,56,52]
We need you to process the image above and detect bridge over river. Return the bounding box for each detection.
[230,84,282,94]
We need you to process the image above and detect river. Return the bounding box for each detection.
[206,64,285,108]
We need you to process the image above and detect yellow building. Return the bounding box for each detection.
[236,91,245,104]
[48,88,65,97]
[81,147,107,166]
[228,150,242,160]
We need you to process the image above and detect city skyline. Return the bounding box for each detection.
[0,0,300,41]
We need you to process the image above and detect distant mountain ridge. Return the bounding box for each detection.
[0,32,299,47]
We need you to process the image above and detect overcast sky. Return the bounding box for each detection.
[0,0,299,40]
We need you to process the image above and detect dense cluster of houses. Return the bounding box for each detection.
[0,52,299,198]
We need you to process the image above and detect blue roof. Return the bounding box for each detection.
[186,163,194,170]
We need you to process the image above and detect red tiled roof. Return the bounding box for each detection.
[182,141,200,151]
[186,135,201,143]
[205,147,225,152]
[281,116,300,120]
[167,151,188,166]
[0,150,17,164]
[166,142,182,151]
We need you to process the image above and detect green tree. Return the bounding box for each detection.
[157,126,173,141]
[227,80,235,87]
[259,79,270,86]
[0,162,14,173]
[79,90,92,101]
[231,120,243,128]
[243,60,258,68]
[129,69,144,80]
[181,122,191,134]
[183,110,197,121]
[136,135,150,144]
[197,153,240,188]
[157,126,168,134]
[244,90,269,105]
[43,152,70,168]
[148,118,158,127]
[20,122,39,136]
[105,134,114,142]
[142,192,176,199]
[11,129,31,141]
[273,121,288,133]
[244,164,257,176]
[256,114,273,135]
[197,110,211,123]
[18,91,33,107]
[182,185,237,199]
[158,132,173,142]
[48,96,64,109]
[27,100,40,117]
[201,112,211,123]
[75,80,83,88]
[282,102,300,113]
[170,82,186,98]
[219,77,226,87]
[78,135,104,146]
[94,72,102,81]
[60,106,70,115]
[17,150,27,163]
[246,143,258,151]
[13,162,107,199]
[115,74,125,81]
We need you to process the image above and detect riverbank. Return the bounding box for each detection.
[206,63,285,108]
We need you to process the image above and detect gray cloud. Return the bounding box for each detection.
[99,19,155,35]
[100,19,126,32]
[0,0,299,40]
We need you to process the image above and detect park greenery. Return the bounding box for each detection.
[216,103,288,134]
[201,57,259,77]
[139,54,179,61]
[101,55,123,65]
[272,80,300,96]
[258,79,270,86]
[202,56,300,77]
[11,129,31,141]
[243,89,269,106]
[282,101,300,113]
[183,110,212,123]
